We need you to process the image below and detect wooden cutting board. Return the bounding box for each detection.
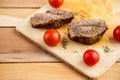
[16,0,120,79]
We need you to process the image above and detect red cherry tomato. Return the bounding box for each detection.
[43,29,60,46]
[113,25,120,42]
[83,49,100,66]
[49,0,64,8]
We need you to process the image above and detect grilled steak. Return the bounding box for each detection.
[46,9,74,23]
[30,13,61,28]
[30,9,74,29]
[68,19,108,45]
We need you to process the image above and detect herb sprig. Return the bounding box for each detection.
[103,46,114,53]
[61,37,68,49]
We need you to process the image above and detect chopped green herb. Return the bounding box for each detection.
[61,37,68,49]
[103,46,114,53]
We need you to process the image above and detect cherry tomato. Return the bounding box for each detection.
[43,29,60,46]
[113,25,120,42]
[83,49,100,66]
[49,0,64,8]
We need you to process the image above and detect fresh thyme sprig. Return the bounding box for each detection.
[103,46,114,53]
[61,37,68,49]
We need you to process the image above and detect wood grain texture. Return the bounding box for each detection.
[0,9,37,18]
[0,63,119,80]
[0,0,47,8]
[0,0,119,79]
[0,28,59,62]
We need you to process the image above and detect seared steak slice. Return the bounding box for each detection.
[46,9,74,23]
[30,13,62,28]
[68,19,108,45]
[30,9,74,29]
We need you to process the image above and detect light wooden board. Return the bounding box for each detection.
[16,0,120,79]
[0,15,22,26]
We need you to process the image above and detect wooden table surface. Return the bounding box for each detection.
[0,0,120,80]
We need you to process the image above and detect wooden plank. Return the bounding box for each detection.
[0,0,47,8]
[0,63,87,80]
[0,63,119,80]
[0,52,59,63]
[0,9,37,18]
[0,28,59,62]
